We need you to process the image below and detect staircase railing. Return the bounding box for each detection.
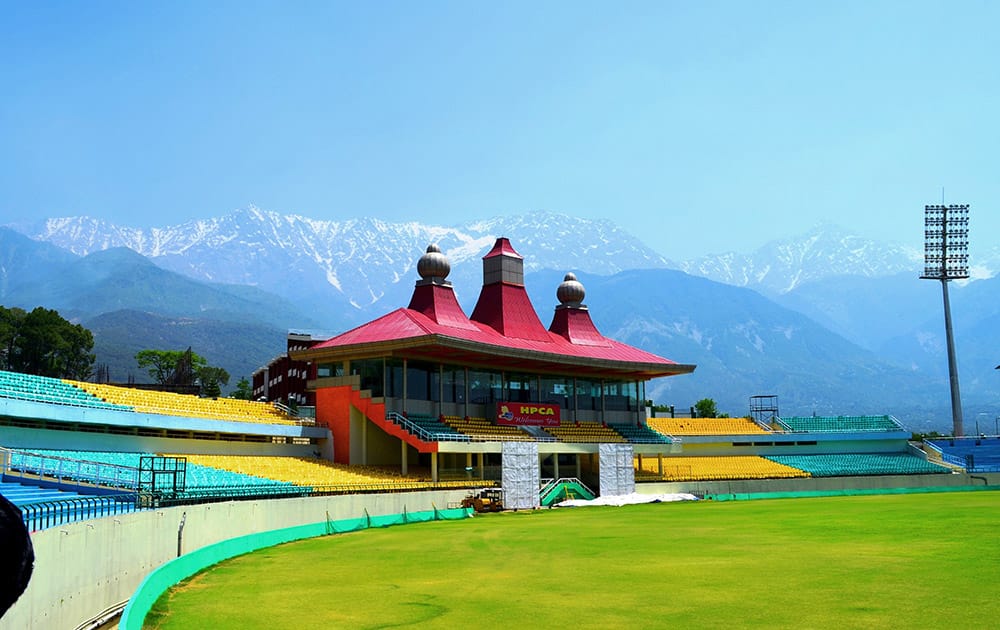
[385,412,472,442]
[538,477,595,503]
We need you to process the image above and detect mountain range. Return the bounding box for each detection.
[13,208,671,327]
[4,208,999,433]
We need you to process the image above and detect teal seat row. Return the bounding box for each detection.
[764,453,947,477]
[777,415,901,432]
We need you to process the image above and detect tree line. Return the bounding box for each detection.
[135,348,248,399]
[0,305,251,398]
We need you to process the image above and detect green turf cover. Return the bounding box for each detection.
[118,506,471,630]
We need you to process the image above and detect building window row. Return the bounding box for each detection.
[331,358,641,411]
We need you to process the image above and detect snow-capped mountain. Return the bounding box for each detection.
[5,211,996,429]
[677,224,924,294]
[16,208,997,310]
[14,208,671,324]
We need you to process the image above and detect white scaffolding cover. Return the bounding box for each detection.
[502,441,540,510]
[599,443,635,497]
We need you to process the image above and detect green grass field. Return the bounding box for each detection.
[147,492,1000,629]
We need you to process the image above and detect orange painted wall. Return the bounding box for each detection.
[314,385,389,464]
[315,386,353,464]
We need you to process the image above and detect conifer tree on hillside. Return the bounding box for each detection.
[0,306,95,380]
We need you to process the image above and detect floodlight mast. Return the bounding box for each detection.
[920,204,969,437]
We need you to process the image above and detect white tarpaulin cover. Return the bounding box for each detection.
[555,492,699,508]
[599,443,635,497]
[502,441,540,510]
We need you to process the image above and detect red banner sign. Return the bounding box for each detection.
[496,402,561,427]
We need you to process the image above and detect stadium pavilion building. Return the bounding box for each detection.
[290,238,696,480]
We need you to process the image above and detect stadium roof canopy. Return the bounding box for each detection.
[293,238,695,381]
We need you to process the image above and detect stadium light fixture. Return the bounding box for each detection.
[920,204,969,437]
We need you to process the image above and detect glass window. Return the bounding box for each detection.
[406,360,438,402]
[540,376,571,409]
[504,372,537,403]
[350,359,384,398]
[385,359,404,398]
[442,365,466,403]
[469,369,502,405]
[603,381,638,411]
[576,378,601,411]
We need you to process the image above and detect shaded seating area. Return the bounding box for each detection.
[924,437,1000,473]
[647,416,770,435]
[764,453,948,477]
[71,381,299,425]
[175,454,488,490]
[611,423,672,444]
[543,421,626,443]
[0,369,130,411]
[775,415,902,432]
[12,449,299,492]
[441,416,534,441]
[636,455,808,481]
[8,449,141,489]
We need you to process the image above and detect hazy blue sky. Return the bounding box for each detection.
[1,1,996,259]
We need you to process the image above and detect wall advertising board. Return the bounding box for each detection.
[496,402,560,427]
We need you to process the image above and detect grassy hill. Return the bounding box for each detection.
[86,310,289,388]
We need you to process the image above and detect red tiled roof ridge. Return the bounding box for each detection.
[483,237,523,259]
[301,237,693,377]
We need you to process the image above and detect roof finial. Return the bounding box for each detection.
[556,272,585,307]
[417,244,451,281]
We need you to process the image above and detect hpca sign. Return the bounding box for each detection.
[496,402,561,427]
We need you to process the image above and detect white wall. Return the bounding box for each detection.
[1,489,470,630]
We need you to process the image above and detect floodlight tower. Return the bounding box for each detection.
[920,204,970,437]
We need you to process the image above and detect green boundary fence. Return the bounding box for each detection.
[119,506,472,629]
[705,484,1000,502]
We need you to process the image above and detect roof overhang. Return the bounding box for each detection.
[291,334,695,380]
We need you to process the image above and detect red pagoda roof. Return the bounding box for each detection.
[296,238,695,380]
[483,237,523,259]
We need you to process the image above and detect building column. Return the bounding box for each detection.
[478,452,485,479]
[361,417,368,466]
[635,380,641,425]
[600,379,606,425]
[575,454,581,478]
[553,453,560,479]
[402,358,408,413]
[640,380,647,422]
[381,358,387,403]
[658,453,664,476]
[572,377,578,423]
[438,363,444,418]
[431,452,438,483]
[401,440,408,476]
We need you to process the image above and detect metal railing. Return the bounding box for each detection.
[538,477,595,503]
[19,493,140,532]
[385,412,472,442]
[6,450,140,490]
[0,389,130,411]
